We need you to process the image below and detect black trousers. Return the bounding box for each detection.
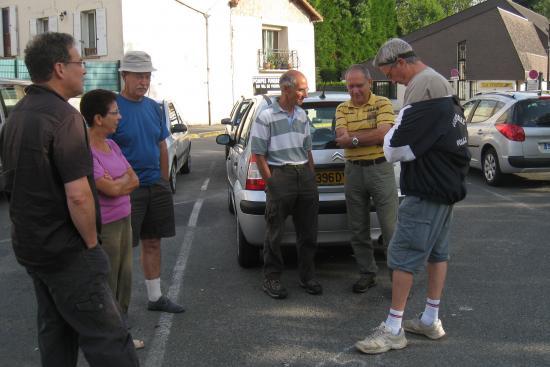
[27,246,139,367]
[263,164,319,282]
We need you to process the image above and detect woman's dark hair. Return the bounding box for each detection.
[24,32,74,83]
[80,89,117,127]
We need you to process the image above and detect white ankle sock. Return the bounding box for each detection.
[420,298,440,325]
[145,278,162,302]
[385,308,404,335]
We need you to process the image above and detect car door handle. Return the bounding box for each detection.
[477,129,483,135]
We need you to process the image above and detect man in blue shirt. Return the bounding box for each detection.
[111,51,184,313]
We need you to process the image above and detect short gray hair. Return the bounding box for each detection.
[279,71,297,89]
[345,64,371,80]
[373,38,418,67]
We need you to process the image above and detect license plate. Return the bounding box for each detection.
[544,143,550,151]
[316,169,345,185]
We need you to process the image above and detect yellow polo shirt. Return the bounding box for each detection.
[335,93,395,160]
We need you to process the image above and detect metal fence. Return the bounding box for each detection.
[0,59,121,92]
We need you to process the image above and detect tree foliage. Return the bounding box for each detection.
[311,0,397,82]
[311,1,485,82]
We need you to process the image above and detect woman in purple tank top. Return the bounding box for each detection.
[80,89,144,349]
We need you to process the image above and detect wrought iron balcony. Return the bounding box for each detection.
[258,49,299,71]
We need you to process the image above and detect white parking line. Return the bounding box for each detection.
[473,183,539,213]
[144,171,212,367]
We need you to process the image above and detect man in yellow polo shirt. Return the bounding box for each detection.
[335,63,398,293]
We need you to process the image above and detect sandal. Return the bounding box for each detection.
[133,339,145,349]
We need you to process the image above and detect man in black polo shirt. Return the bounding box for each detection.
[0,33,138,366]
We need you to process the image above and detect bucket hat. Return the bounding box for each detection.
[119,51,157,72]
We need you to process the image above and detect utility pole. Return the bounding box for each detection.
[547,24,549,90]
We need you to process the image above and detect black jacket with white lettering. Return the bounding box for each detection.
[383,96,471,204]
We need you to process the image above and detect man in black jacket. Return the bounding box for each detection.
[355,38,470,354]
[0,33,138,366]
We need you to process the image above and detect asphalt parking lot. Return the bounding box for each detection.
[1,134,549,367]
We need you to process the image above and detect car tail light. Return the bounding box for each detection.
[495,123,525,142]
[245,155,266,190]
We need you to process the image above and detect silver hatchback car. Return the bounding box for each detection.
[216,92,401,267]
[463,92,550,185]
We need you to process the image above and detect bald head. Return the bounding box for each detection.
[279,70,306,90]
[279,70,308,108]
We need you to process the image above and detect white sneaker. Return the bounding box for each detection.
[355,322,408,354]
[403,316,446,340]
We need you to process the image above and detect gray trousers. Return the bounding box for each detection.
[345,160,398,274]
[28,246,138,367]
[263,164,319,282]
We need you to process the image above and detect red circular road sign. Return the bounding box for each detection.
[529,69,539,79]
[450,68,459,78]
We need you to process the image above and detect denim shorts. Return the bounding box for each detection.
[387,196,454,274]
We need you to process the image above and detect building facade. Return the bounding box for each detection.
[0,0,322,124]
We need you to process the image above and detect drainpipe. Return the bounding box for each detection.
[175,0,213,125]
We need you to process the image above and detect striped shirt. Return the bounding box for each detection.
[250,100,312,166]
[335,93,395,160]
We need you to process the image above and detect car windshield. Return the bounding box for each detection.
[302,102,339,149]
[515,99,550,126]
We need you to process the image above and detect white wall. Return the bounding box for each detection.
[230,0,317,107]
[121,0,213,124]
[2,0,123,60]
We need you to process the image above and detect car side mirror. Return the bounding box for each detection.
[216,133,234,146]
[221,117,231,125]
[171,124,187,133]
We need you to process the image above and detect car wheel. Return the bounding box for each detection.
[228,187,234,214]
[169,161,177,193]
[181,154,191,174]
[236,214,260,268]
[482,148,504,186]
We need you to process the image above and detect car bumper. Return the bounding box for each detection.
[507,156,550,170]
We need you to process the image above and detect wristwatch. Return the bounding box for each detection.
[351,136,359,147]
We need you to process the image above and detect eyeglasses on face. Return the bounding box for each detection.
[106,110,120,115]
[64,61,86,67]
[383,60,401,79]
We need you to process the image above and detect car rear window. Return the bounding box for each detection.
[302,102,339,149]
[515,99,550,127]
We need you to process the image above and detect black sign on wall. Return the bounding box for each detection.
[253,76,280,95]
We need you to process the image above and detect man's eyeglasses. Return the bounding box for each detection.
[65,61,86,67]
[106,110,120,115]
[383,62,397,80]
[297,87,309,93]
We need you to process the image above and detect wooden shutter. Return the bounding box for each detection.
[0,14,4,56]
[29,19,37,37]
[48,16,58,32]
[73,12,81,54]
[8,5,17,56]
[95,8,107,56]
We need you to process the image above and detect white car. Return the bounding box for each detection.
[158,100,191,193]
[217,92,402,267]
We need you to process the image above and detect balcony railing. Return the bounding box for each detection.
[258,49,298,71]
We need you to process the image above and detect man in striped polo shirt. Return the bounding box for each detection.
[250,70,321,299]
[335,64,398,294]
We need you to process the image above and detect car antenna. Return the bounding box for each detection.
[320,82,326,99]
